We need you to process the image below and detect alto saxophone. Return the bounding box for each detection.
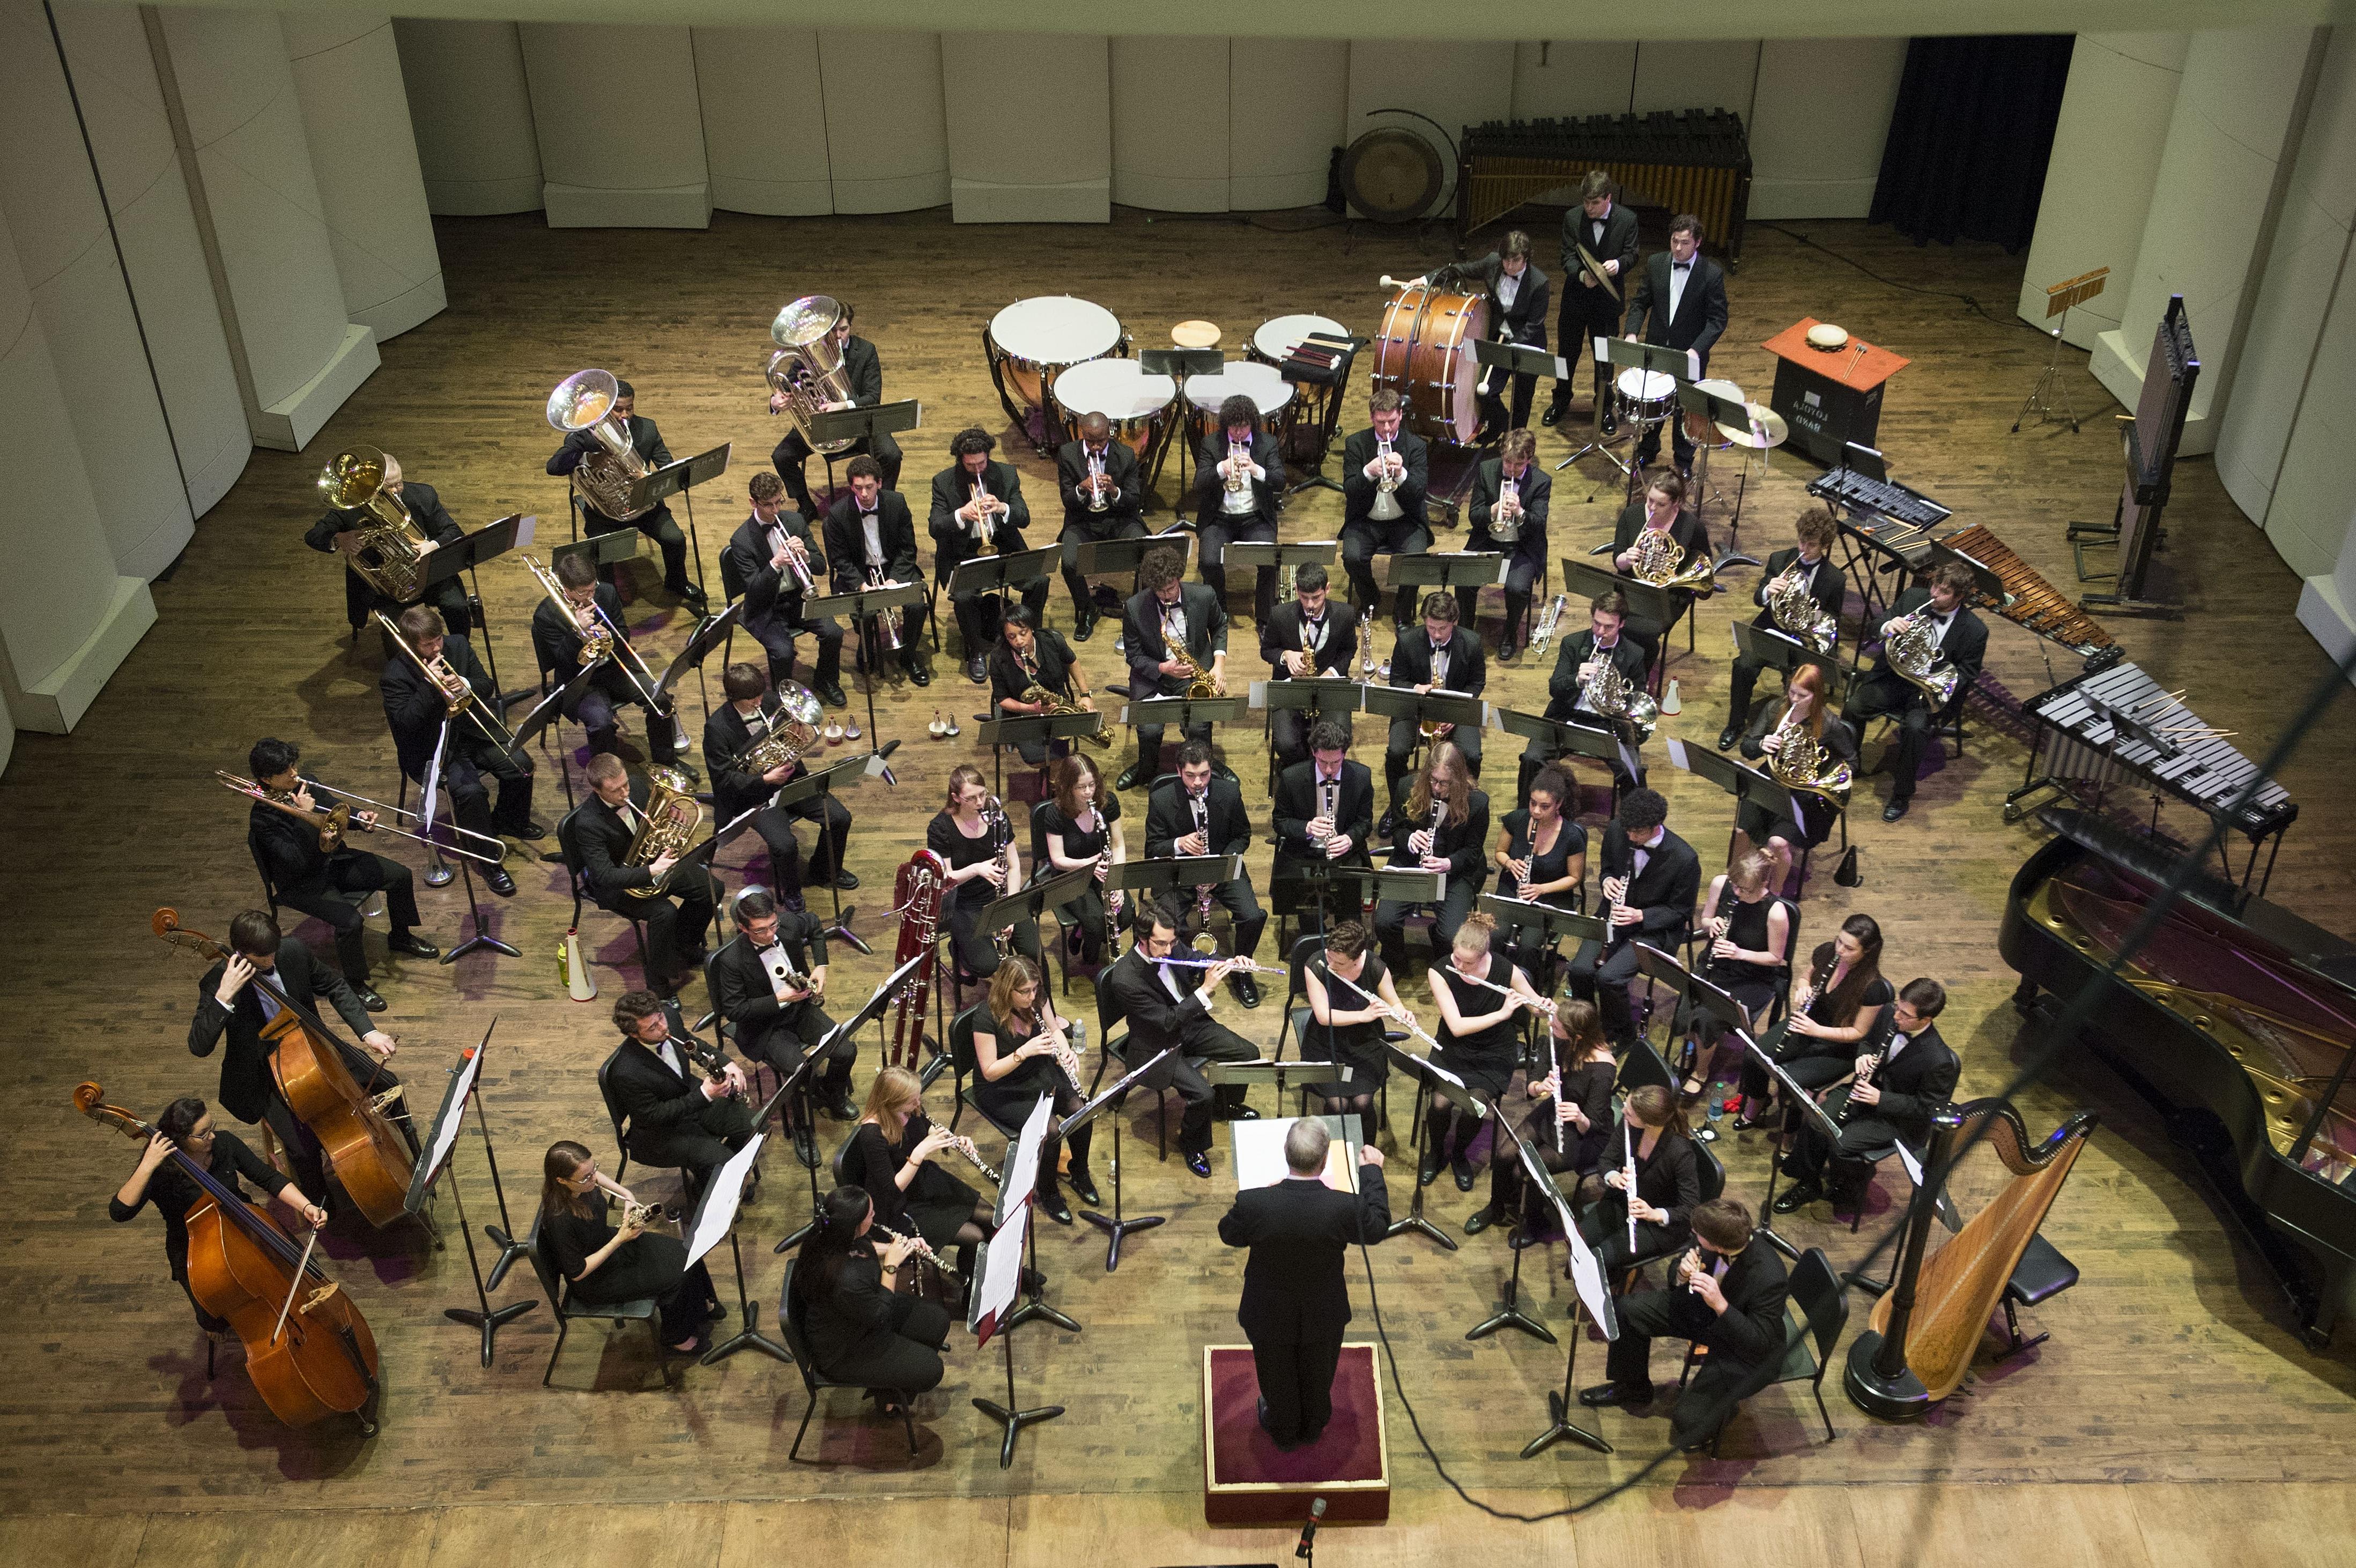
[1164,620,1220,700]
[621,767,705,899]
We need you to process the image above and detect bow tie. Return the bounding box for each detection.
[1672,261,1693,271]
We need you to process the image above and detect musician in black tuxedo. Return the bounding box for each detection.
[1624,214,1729,473]
[1056,411,1147,640]
[1721,504,1844,749]
[1842,561,1986,823]
[1520,589,1651,798]
[1146,741,1266,1006]
[1373,740,1490,976]
[1582,1198,1792,1452]
[1611,471,1713,666]
[1340,388,1431,629]
[305,450,469,634]
[380,604,534,897]
[1260,566,1360,772]
[929,427,1048,683]
[531,549,681,764]
[1217,1118,1391,1450]
[186,910,401,1202]
[1192,393,1286,625]
[572,754,720,995]
[704,662,851,907]
[724,471,845,709]
[1117,545,1227,793]
[1547,171,1642,432]
[1776,978,1960,1214]
[605,990,758,1194]
[1382,590,1486,814]
[1100,900,1262,1178]
[1455,232,1549,434]
[768,300,903,516]
[1466,430,1551,660]
[1566,789,1700,1045]
[243,738,438,1005]
[823,455,931,686]
[1272,720,1376,876]
[546,376,702,613]
[708,887,853,1128]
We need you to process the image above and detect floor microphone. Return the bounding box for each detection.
[1294,1495,1326,1560]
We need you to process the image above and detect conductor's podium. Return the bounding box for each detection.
[1202,1344,1390,1525]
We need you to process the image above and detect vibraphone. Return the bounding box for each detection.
[1457,111,1752,264]
[1939,523,2122,667]
[2007,657,2296,889]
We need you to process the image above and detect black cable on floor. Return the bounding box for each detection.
[1754,220,2055,338]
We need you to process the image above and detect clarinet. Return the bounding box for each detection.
[1835,1013,1899,1127]
[1621,1113,1641,1251]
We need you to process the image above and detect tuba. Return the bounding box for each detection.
[1886,610,1962,707]
[732,685,825,777]
[547,369,653,522]
[767,296,859,457]
[1764,561,1839,652]
[317,446,427,601]
[1582,653,1660,742]
[1765,708,1853,807]
[621,767,705,900]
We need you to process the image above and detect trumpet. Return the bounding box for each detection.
[872,1220,960,1281]
[216,770,505,865]
[1225,440,1250,496]
[1529,592,1568,655]
[1375,435,1399,494]
[1085,450,1110,513]
[772,528,818,596]
[372,610,522,756]
[866,566,906,653]
[1488,475,1523,545]
[970,479,1001,556]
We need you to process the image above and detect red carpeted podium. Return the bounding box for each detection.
[1201,1344,1390,1525]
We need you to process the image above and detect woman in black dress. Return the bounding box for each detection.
[110,1095,328,1335]
[841,1065,993,1297]
[1469,1000,1615,1236]
[989,604,1098,767]
[928,764,1043,983]
[972,956,1098,1225]
[1425,912,1546,1191]
[1374,740,1491,977]
[1036,753,1125,966]
[1735,912,1890,1128]
[786,1186,953,1411]
[1300,918,1404,1129]
[538,1140,719,1355]
[1491,763,1587,982]
[1736,662,1856,893]
[1677,850,1791,1098]
[1577,1083,1702,1273]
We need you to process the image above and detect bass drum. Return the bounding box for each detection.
[1370,282,1486,448]
[1049,357,1177,460]
[986,296,1125,451]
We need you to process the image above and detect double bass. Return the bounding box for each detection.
[156,909,417,1228]
[77,1083,381,1433]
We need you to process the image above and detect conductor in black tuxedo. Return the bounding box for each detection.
[1339,389,1431,630]
[605,989,758,1195]
[1382,590,1486,813]
[724,471,845,709]
[1776,978,1961,1213]
[1117,545,1227,793]
[574,753,720,995]
[1259,566,1359,772]
[1101,900,1262,1179]
[929,426,1048,682]
[1547,170,1641,431]
[1720,504,1844,749]
[1192,393,1286,625]
[1581,1197,1792,1452]
[1842,560,1987,823]
[1566,789,1699,1045]
[1611,471,1712,666]
[379,604,535,898]
[305,450,469,635]
[1455,231,1549,434]
[1217,1118,1391,1450]
[823,455,931,686]
[1056,411,1147,641]
[1624,214,1729,474]
[531,549,682,764]
[1146,741,1268,1006]
[1466,429,1551,660]
[546,377,703,614]
[768,299,903,517]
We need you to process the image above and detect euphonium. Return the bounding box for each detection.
[1885,610,1962,706]
[317,446,428,601]
[547,369,654,522]
[1764,561,1839,652]
[522,553,614,666]
[1581,652,1660,742]
[1764,707,1853,807]
[732,684,825,777]
[621,766,705,900]
[767,295,859,456]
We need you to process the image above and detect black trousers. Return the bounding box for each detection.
[746,613,844,693]
[573,683,679,762]
[1552,285,1621,414]
[770,429,902,514]
[1058,514,1146,616]
[743,1003,850,1111]
[1736,1023,1850,1103]
[1198,513,1278,625]
[788,792,853,885]
[625,1090,757,1195]
[944,534,1050,658]
[1139,1021,1259,1154]
[1604,1285,1768,1448]
[598,868,716,976]
[945,898,1042,982]
[1783,1094,1906,1200]
[1576,1194,1688,1275]
[1384,718,1483,809]
[1844,669,1933,803]
[436,739,536,841]
[1477,368,1539,436]
[1188,874,1267,958]
[1623,596,1689,671]
[1251,1329,1345,1445]
[277,849,421,983]
[1269,708,1320,774]
[1634,362,1703,472]
[1340,515,1432,628]
[1490,1128,1596,1225]
[1497,551,1542,649]
[1566,935,1648,1043]
[1373,874,1480,977]
[586,503,690,593]
[1725,649,1772,735]
[344,567,470,639]
[975,1074,1096,1190]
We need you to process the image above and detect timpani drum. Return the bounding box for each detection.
[1183,361,1294,445]
[1247,313,1348,369]
[1172,319,1223,350]
[1049,357,1178,461]
[985,296,1125,450]
[1249,314,1347,463]
[1370,282,1486,448]
[1616,366,1678,431]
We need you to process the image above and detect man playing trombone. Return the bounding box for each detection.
[530,549,686,766]
[379,605,540,897]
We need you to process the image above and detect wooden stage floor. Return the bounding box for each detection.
[4,206,2353,1562]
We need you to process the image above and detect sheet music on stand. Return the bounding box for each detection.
[1537,1140,1618,1338]
[997,1091,1054,1231]
[684,1131,765,1267]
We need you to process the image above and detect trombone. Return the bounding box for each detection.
[372,610,524,757]
[520,554,668,712]
[214,770,506,865]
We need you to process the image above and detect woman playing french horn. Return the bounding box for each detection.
[1735,661,1857,894]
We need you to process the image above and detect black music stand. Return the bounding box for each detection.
[1108,853,1244,919]
[767,753,878,953]
[1382,1039,1491,1251]
[1205,1059,1347,1117]
[1661,737,1819,867]
[1466,1113,1558,1345]
[807,400,921,515]
[804,579,925,744]
[947,544,1057,608]
[1061,1045,1176,1270]
[1519,1154,1617,1458]
[970,1198,1062,1468]
[1121,694,1250,738]
[1138,348,1224,500]
[551,523,641,579]
[626,443,730,607]
[507,663,602,809]
[418,715,521,960]
[1268,861,1394,939]
[1556,329,1634,485]
[1359,686,1487,775]
[420,513,531,700]
[1074,529,1197,638]
[976,866,1093,949]
[1733,1029,1847,1262]
[1561,552,1677,636]
[674,1127,790,1369]
[652,597,744,731]
[1477,891,1605,957]
[1729,618,1844,696]
[1255,675,1367,779]
[1565,339,1698,503]
[405,1025,533,1367]
[1386,550,1508,604]
[1227,540,1337,580]
[974,710,1109,799]
[1494,706,1643,801]
[770,954,921,1253]
[1471,338,1569,437]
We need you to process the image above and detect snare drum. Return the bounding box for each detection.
[1616,367,1677,428]
[986,296,1125,449]
[1249,313,1349,464]
[1172,319,1222,350]
[1372,283,1486,447]
[1049,358,1177,461]
[1183,361,1294,445]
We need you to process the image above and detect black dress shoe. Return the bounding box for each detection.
[1771,1181,1823,1215]
[1043,1190,1073,1225]
[1114,763,1144,791]
[1073,607,1098,642]
[966,658,987,685]
[353,985,388,1013]
[1186,1151,1212,1178]
[1232,973,1262,1008]
[1463,1205,1496,1235]
[906,662,932,687]
[817,682,849,709]
[834,870,860,891]
[1496,641,1518,663]
[388,931,441,960]
[1068,1169,1102,1207]
[1717,725,1739,752]
[1883,798,1911,822]
[1601,411,1618,437]
[676,585,710,617]
[825,1095,860,1121]
[522,820,552,841]
[1541,404,1564,427]
[1419,1158,1442,1187]
[484,865,518,898]
[792,1126,820,1169]
[1221,1103,1260,1122]
[1453,1158,1477,1192]
[1579,1381,1653,1409]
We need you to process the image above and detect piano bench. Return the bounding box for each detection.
[1997,1231,2079,1362]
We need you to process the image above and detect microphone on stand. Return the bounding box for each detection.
[1294,1496,1327,1562]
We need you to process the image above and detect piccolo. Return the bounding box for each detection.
[872,1221,961,1281]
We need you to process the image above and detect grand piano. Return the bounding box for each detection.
[2001,809,2356,1346]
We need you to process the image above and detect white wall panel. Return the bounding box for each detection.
[1511,42,1641,121]
[392,18,544,215]
[945,32,1108,223]
[1112,35,1227,213]
[817,30,947,212]
[520,21,711,227]
[1346,41,1514,216]
[1749,36,1905,219]
[696,26,833,215]
[1232,39,1347,211]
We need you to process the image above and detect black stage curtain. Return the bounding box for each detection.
[1870,35,2076,252]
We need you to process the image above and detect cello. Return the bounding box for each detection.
[77,1082,381,1433]
[154,908,418,1228]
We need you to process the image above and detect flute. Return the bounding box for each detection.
[1327,966,1447,1057]
[872,1221,961,1281]
[1155,954,1289,977]
[1454,967,1561,1020]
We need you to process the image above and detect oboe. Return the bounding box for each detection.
[873,1221,961,1281]
[939,1130,1002,1184]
